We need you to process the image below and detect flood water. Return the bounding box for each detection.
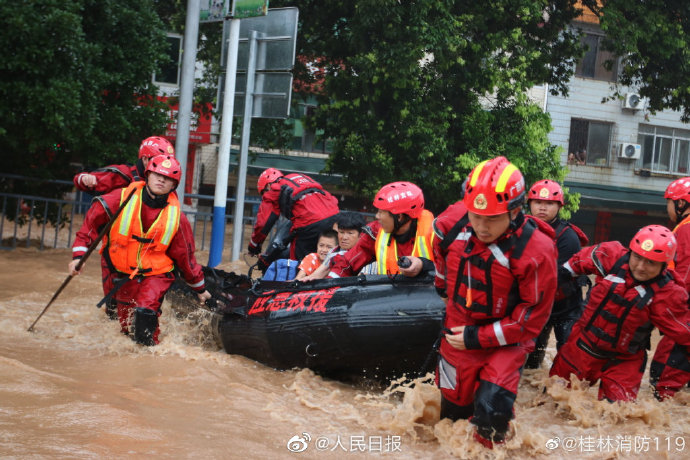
[1,248,688,459]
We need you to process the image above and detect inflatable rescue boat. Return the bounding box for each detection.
[171,268,445,381]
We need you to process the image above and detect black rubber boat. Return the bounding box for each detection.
[170,267,445,381]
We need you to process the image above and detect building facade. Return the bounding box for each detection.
[546,19,683,244]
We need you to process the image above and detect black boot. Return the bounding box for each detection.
[105,298,118,321]
[524,349,546,369]
[132,308,158,346]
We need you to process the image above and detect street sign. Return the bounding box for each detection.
[236,7,297,71]
[234,71,293,118]
[201,0,268,23]
[218,7,298,118]
[200,0,229,23]
[232,0,269,19]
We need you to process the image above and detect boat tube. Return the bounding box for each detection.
[170,267,445,381]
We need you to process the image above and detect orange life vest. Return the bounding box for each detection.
[374,209,434,275]
[105,181,180,276]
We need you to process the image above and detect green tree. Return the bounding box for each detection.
[268,0,586,211]
[581,0,690,122]
[0,0,170,191]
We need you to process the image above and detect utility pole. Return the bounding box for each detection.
[175,0,201,204]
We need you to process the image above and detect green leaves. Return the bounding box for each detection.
[270,0,583,212]
[0,0,170,183]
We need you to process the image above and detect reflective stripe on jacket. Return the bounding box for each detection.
[106,181,180,276]
[375,209,434,275]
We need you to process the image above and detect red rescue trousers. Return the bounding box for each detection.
[549,336,647,402]
[650,336,690,400]
[114,272,176,344]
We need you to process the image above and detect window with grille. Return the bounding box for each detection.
[568,118,613,166]
[637,124,690,174]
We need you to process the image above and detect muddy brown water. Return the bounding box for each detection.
[0,248,688,459]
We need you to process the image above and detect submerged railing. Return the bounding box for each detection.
[0,174,260,252]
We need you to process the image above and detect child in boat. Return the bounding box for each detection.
[433,157,557,449]
[294,229,338,280]
[299,211,366,281]
[550,225,690,402]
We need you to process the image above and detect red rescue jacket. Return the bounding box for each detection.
[565,242,690,355]
[250,173,339,249]
[440,212,558,357]
[670,215,690,290]
[73,162,144,195]
[432,201,469,296]
[71,185,206,292]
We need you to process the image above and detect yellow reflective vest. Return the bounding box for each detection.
[374,209,434,275]
[106,181,180,276]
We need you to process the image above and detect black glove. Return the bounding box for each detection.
[257,254,271,273]
[247,242,262,256]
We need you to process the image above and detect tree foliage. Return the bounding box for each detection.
[0,0,170,190]
[269,0,587,212]
[581,0,690,122]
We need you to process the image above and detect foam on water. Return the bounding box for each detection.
[1,248,688,459]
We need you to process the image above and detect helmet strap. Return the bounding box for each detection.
[136,158,146,177]
[675,199,689,221]
[393,213,411,234]
[508,208,523,230]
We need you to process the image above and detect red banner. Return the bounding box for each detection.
[161,98,213,144]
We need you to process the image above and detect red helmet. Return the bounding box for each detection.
[257,168,283,193]
[664,177,690,201]
[629,225,676,264]
[528,179,564,205]
[463,157,525,216]
[139,136,175,159]
[373,181,425,218]
[146,154,182,184]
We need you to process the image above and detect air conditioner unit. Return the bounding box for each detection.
[622,93,646,110]
[618,143,641,160]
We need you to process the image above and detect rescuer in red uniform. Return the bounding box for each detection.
[434,157,557,449]
[73,136,176,319]
[550,225,690,402]
[73,136,175,194]
[649,178,690,400]
[524,179,589,369]
[249,168,340,265]
[327,181,435,278]
[69,155,211,346]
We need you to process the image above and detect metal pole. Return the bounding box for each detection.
[175,0,201,205]
[231,30,258,261]
[208,18,241,267]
